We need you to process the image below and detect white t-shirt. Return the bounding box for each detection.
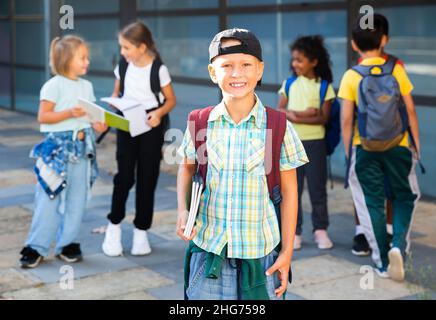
[39,75,96,132]
[114,61,171,109]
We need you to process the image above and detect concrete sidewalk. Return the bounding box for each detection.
[0,108,435,300]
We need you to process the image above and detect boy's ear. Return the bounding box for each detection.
[257,61,264,82]
[380,35,388,48]
[351,40,360,53]
[208,64,218,84]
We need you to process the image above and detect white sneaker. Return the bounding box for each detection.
[102,222,123,257]
[131,228,152,256]
[294,235,302,250]
[388,247,405,281]
[314,230,334,250]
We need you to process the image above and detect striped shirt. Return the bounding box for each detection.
[178,95,308,258]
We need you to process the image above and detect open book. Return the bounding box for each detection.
[78,98,129,133]
[100,97,152,137]
[183,172,204,238]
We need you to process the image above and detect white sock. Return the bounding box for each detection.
[355,225,364,236]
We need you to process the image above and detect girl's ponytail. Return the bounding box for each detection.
[49,37,61,75]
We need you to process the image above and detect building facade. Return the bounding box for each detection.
[0,0,435,196]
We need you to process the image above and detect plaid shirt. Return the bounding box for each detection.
[178,96,308,258]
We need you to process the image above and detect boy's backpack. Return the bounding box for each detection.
[187,106,292,283]
[96,57,169,143]
[351,56,408,152]
[284,76,341,156]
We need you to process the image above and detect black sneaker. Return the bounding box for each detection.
[57,243,83,263]
[351,234,371,256]
[19,246,43,268]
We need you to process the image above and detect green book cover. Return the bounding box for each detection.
[104,112,129,132]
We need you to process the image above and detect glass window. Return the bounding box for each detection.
[14,0,44,15]
[0,21,11,62]
[84,75,116,101]
[414,105,436,197]
[0,0,9,16]
[0,67,11,108]
[63,0,120,14]
[228,0,345,6]
[15,68,46,113]
[281,10,347,88]
[64,19,119,72]
[15,21,45,66]
[256,90,279,109]
[141,16,218,79]
[378,5,436,96]
[170,83,219,132]
[138,0,218,10]
[228,14,278,84]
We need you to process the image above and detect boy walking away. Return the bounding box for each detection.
[352,13,405,257]
[177,28,308,299]
[339,15,421,281]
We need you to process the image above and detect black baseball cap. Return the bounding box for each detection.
[209,28,263,63]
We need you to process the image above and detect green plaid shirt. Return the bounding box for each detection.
[178,95,308,258]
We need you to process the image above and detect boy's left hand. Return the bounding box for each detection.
[265,252,291,298]
[147,110,161,128]
[93,121,108,133]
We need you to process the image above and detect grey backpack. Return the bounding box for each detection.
[352,57,408,152]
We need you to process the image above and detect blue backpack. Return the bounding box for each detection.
[284,76,341,156]
[351,57,408,152]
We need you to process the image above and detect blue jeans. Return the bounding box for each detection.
[25,158,89,256]
[187,250,284,300]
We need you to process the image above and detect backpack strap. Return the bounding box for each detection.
[118,56,128,97]
[265,107,287,211]
[351,64,371,77]
[150,59,163,106]
[381,55,397,75]
[284,76,298,99]
[319,79,329,107]
[188,106,214,184]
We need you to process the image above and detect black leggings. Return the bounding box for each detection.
[107,123,164,230]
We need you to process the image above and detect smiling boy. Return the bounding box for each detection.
[176,28,308,300]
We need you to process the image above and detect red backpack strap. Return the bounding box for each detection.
[265,107,287,206]
[187,106,214,184]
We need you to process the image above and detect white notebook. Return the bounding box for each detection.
[183,173,204,238]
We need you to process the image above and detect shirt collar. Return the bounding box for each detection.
[360,57,386,66]
[208,93,265,128]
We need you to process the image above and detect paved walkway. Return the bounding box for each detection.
[0,108,435,300]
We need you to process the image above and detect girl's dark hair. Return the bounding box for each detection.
[120,21,162,62]
[290,35,333,83]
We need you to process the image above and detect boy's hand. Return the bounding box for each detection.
[176,209,197,241]
[265,252,291,298]
[147,110,161,128]
[93,121,108,133]
[70,106,87,118]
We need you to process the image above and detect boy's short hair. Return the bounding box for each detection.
[375,13,389,36]
[351,14,385,52]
